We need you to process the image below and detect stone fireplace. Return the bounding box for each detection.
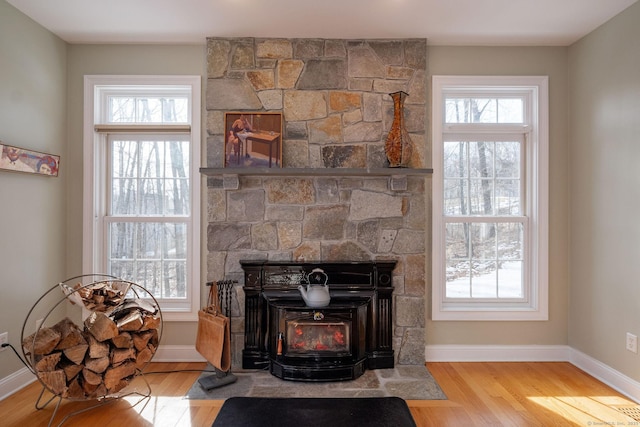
[204,37,429,369]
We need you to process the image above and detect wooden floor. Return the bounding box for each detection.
[1,362,638,426]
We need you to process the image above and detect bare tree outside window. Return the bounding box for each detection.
[443,97,524,299]
[106,96,190,300]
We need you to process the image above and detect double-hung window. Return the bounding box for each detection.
[432,76,548,320]
[83,76,201,321]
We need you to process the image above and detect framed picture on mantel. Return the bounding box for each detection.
[224,112,282,169]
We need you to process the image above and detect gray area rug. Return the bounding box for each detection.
[185,365,446,400]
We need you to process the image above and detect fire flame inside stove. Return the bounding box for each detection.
[288,322,348,352]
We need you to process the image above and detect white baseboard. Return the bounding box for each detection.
[0,367,36,402]
[425,344,572,362]
[570,348,640,404]
[152,345,206,362]
[425,344,640,404]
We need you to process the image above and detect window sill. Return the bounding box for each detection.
[432,306,548,321]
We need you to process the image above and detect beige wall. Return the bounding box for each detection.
[568,1,640,381]
[426,47,570,346]
[0,1,68,379]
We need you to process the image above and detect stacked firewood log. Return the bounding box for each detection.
[22,282,160,400]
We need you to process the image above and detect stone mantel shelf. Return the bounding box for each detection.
[199,167,433,177]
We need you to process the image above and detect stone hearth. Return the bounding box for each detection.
[187,365,447,400]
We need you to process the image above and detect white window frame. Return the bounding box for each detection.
[432,75,548,321]
[83,75,201,321]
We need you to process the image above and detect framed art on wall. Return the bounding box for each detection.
[0,142,60,176]
[224,112,282,168]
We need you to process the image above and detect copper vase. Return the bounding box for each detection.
[385,91,413,167]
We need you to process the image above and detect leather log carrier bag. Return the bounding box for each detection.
[196,283,231,372]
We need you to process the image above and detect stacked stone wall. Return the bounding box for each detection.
[205,37,428,366]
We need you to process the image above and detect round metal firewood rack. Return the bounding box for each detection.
[21,274,163,427]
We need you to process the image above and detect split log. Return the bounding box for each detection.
[38,370,67,396]
[22,327,61,356]
[132,331,154,351]
[149,328,159,347]
[53,318,86,350]
[56,328,85,351]
[35,352,62,372]
[92,383,108,399]
[82,380,99,396]
[111,347,136,366]
[135,347,153,370]
[84,312,119,342]
[116,310,143,332]
[82,367,103,386]
[111,332,132,349]
[141,314,161,331]
[87,334,110,359]
[62,363,83,382]
[103,361,136,391]
[84,356,110,374]
[66,377,84,399]
[63,344,89,365]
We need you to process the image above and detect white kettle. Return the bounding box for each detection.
[297,268,330,308]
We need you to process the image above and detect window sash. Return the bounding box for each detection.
[107,95,190,124]
[107,135,191,217]
[442,135,525,218]
[438,130,531,307]
[103,131,194,311]
[104,217,190,300]
[442,216,528,303]
[444,96,525,124]
[96,84,193,124]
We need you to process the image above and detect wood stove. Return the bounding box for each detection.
[241,260,396,381]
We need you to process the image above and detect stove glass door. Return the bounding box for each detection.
[286,320,350,353]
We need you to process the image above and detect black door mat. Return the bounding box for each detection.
[212,396,417,427]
